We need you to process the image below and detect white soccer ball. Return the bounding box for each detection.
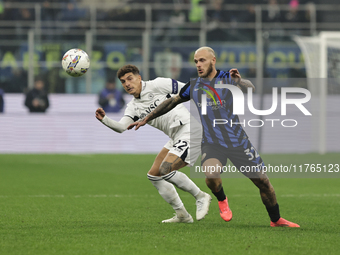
[61,49,90,77]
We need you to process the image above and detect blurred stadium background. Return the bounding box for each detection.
[1,3,339,254]
[0,0,339,154]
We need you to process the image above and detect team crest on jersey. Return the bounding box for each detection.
[148,93,154,99]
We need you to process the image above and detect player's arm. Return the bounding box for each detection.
[127,94,186,130]
[229,68,255,93]
[95,108,133,133]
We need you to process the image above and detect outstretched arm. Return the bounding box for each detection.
[95,108,133,133]
[127,94,186,130]
[229,68,255,93]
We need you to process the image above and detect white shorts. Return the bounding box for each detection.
[164,123,201,166]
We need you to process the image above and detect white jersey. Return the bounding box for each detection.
[124,77,191,139]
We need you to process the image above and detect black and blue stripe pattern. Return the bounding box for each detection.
[179,70,248,149]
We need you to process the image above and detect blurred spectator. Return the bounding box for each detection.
[57,0,87,22]
[41,0,59,21]
[189,0,205,23]
[0,86,4,113]
[98,79,125,113]
[162,3,187,42]
[0,0,4,19]
[206,0,228,41]
[152,0,175,42]
[285,0,301,22]
[242,4,256,41]
[25,78,49,113]
[264,0,285,41]
[285,0,306,36]
[303,2,315,23]
[15,7,34,40]
[40,0,60,40]
[265,0,281,23]
[57,0,88,39]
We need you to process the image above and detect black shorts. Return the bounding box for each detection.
[201,142,265,177]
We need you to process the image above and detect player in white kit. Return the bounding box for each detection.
[95,64,211,223]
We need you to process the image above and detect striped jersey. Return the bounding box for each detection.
[179,70,249,148]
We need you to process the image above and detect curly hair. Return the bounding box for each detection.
[117,65,140,79]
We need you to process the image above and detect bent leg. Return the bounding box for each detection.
[203,158,232,222]
[147,148,191,221]
[160,152,200,197]
[148,147,169,176]
[160,152,212,221]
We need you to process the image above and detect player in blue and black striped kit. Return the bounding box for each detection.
[129,47,299,227]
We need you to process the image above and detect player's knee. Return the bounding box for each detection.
[148,167,161,176]
[204,170,220,179]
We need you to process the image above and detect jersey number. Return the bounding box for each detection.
[173,140,188,151]
[244,147,259,161]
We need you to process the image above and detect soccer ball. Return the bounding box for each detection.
[61,49,90,77]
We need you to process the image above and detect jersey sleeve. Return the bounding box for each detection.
[153,77,182,95]
[101,115,134,133]
[230,74,237,86]
[179,81,190,101]
[124,102,139,121]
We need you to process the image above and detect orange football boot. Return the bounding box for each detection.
[218,198,233,222]
[270,217,300,227]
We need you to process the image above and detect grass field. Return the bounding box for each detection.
[0,153,339,255]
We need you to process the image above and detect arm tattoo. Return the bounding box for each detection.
[145,95,184,122]
[237,79,255,93]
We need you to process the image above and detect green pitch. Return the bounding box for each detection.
[0,153,339,255]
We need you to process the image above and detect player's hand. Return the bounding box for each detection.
[127,119,147,131]
[229,68,241,84]
[95,108,106,121]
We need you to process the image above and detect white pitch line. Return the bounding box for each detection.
[281,194,340,197]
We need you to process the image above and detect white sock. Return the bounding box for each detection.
[147,174,184,210]
[174,206,189,218]
[162,171,201,199]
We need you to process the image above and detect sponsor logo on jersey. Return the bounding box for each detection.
[136,99,161,118]
[144,99,160,114]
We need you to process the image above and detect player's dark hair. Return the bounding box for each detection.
[117,65,140,79]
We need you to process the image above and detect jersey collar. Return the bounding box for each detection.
[214,70,221,78]
[198,70,221,87]
[136,81,146,99]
